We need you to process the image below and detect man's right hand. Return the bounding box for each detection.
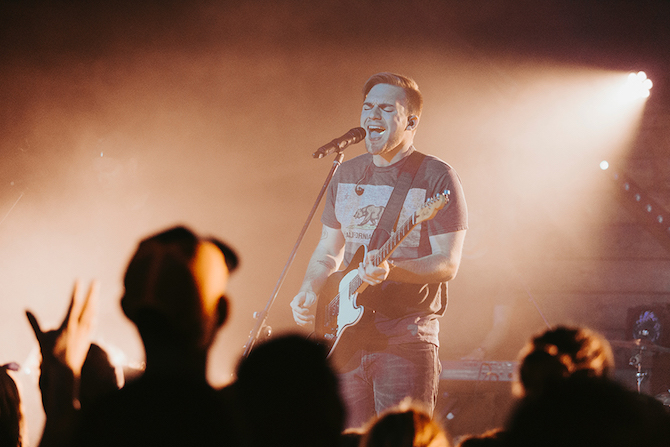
[290,291,317,326]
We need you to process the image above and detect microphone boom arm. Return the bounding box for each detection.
[242,150,347,358]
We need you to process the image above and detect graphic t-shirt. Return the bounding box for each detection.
[322,149,468,347]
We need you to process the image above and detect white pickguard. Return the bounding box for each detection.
[335,269,364,339]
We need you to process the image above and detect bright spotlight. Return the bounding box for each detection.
[618,71,653,101]
[599,160,609,170]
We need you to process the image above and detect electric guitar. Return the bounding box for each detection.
[315,190,450,358]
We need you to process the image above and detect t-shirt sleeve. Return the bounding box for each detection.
[425,161,468,237]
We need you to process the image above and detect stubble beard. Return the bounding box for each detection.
[366,136,403,159]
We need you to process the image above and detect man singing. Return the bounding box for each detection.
[291,72,468,428]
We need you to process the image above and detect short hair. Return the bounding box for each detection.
[361,399,450,447]
[362,72,424,118]
[0,366,22,447]
[515,325,615,397]
[235,334,345,447]
[121,226,238,348]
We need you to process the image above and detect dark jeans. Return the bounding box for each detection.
[338,342,441,429]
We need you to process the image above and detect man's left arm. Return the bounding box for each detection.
[358,230,467,285]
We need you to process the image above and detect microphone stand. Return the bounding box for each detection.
[241,150,346,358]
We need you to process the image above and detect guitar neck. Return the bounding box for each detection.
[344,190,448,296]
[372,214,416,266]
[346,214,417,296]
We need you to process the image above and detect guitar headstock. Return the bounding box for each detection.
[415,190,450,224]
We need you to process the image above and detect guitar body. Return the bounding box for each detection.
[314,245,368,357]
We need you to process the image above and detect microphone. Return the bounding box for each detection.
[313,127,366,159]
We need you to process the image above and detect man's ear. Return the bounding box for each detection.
[216,295,229,327]
[406,115,418,130]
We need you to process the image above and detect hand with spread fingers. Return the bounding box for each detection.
[26,280,99,447]
[27,280,99,381]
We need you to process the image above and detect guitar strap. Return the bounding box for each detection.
[326,149,429,366]
[369,149,426,250]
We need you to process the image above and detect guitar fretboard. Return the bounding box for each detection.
[348,214,417,296]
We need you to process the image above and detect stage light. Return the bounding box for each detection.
[618,71,653,101]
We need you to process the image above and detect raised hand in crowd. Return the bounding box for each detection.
[26,281,120,447]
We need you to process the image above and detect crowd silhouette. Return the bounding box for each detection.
[0,363,24,447]
[2,225,669,447]
[457,325,670,447]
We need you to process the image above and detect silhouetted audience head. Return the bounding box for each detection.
[234,334,345,447]
[360,399,451,447]
[75,226,240,447]
[514,325,614,397]
[504,374,670,447]
[0,363,23,447]
[121,225,238,356]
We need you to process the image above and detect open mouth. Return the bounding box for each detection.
[367,125,386,138]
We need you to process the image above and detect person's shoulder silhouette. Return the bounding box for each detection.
[76,225,239,447]
[233,334,345,447]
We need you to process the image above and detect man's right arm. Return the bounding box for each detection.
[290,225,345,326]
